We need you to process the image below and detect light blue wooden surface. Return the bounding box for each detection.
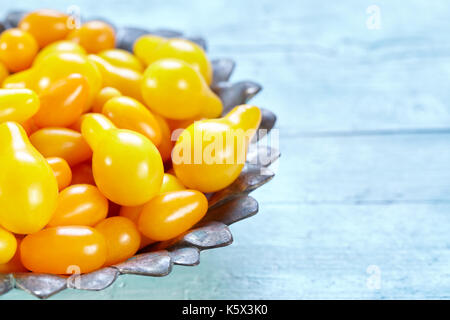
[2,0,450,299]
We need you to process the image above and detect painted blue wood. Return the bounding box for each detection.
[2,0,450,299]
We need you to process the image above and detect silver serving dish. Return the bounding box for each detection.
[0,17,279,299]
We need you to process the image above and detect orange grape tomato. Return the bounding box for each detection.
[102,96,162,146]
[33,74,90,128]
[71,161,96,185]
[95,216,141,266]
[67,21,115,54]
[118,206,155,249]
[19,9,71,48]
[31,52,102,107]
[0,236,27,273]
[119,205,143,224]
[19,118,39,136]
[153,114,174,163]
[0,226,17,264]
[47,184,108,227]
[91,86,122,113]
[0,28,38,72]
[138,190,208,241]
[20,226,107,274]
[46,157,72,191]
[30,128,92,166]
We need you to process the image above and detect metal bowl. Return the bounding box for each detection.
[0,15,279,299]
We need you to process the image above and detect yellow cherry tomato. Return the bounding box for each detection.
[31,52,102,106]
[98,48,144,72]
[46,157,72,191]
[102,96,162,146]
[91,86,122,113]
[33,74,90,128]
[0,28,38,72]
[173,104,261,192]
[2,69,34,89]
[160,173,186,194]
[47,184,108,227]
[95,216,141,266]
[19,9,71,48]
[81,114,164,206]
[0,88,39,123]
[0,122,58,234]
[141,58,222,120]
[134,36,212,84]
[0,226,17,264]
[119,172,186,224]
[133,35,164,63]
[67,21,115,54]
[0,236,27,273]
[30,128,93,167]
[88,54,143,102]
[33,40,87,66]
[21,226,107,274]
[138,190,208,241]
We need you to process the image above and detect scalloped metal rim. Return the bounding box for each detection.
[0,17,279,299]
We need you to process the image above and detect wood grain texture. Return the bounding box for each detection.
[1,0,449,299]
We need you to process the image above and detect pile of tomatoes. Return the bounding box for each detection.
[0,9,261,275]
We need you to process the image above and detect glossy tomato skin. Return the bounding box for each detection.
[33,74,90,128]
[46,157,72,190]
[0,122,59,234]
[31,52,102,106]
[20,226,107,274]
[98,49,143,72]
[88,54,143,102]
[0,29,38,72]
[67,21,115,54]
[33,40,86,66]
[81,114,164,206]
[141,58,222,120]
[0,236,27,273]
[138,190,208,241]
[91,86,121,113]
[173,105,261,192]
[134,36,212,84]
[47,184,108,227]
[0,226,17,264]
[0,88,39,123]
[19,9,71,48]
[30,128,92,167]
[102,96,162,146]
[95,216,141,266]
